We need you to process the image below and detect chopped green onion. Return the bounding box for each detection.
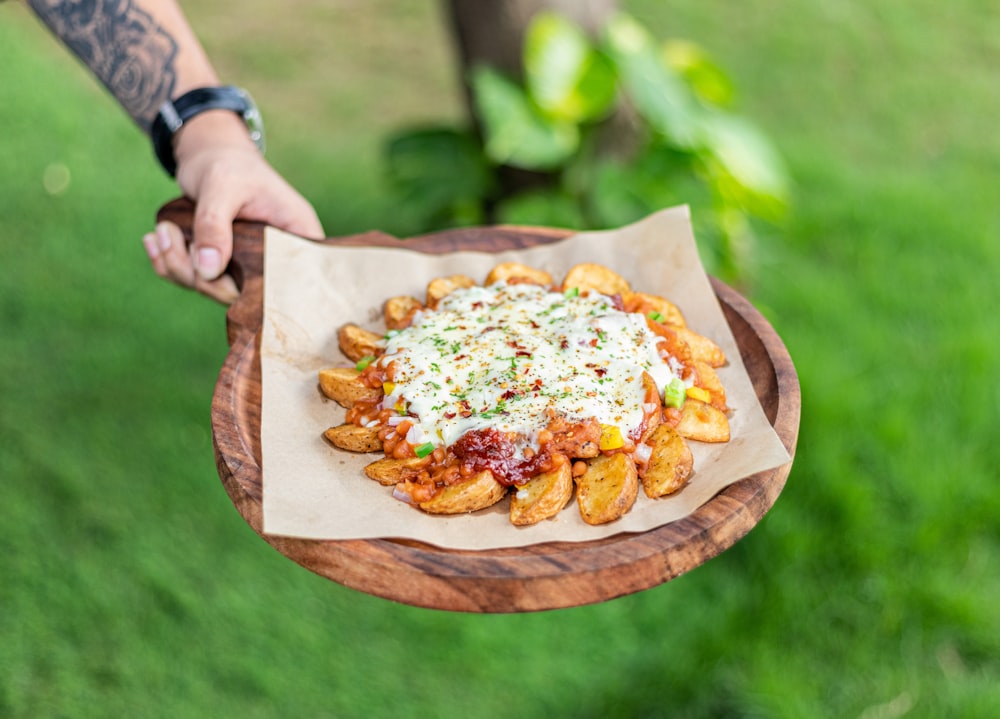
[415,442,436,458]
[564,287,580,298]
[647,311,665,322]
[355,355,376,371]
[663,377,687,409]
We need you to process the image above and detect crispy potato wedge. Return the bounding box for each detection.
[484,262,554,287]
[639,372,663,442]
[426,274,476,309]
[676,398,731,443]
[641,425,694,498]
[383,295,422,330]
[624,291,687,329]
[563,263,631,297]
[693,361,728,411]
[323,423,383,453]
[676,327,726,368]
[338,323,383,363]
[318,367,382,408]
[363,457,429,486]
[547,417,601,459]
[418,470,507,514]
[509,463,574,526]
[575,452,638,525]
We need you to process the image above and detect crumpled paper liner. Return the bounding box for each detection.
[259,206,790,550]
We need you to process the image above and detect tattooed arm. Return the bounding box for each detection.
[26,0,323,303]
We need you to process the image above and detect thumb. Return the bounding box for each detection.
[190,207,236,281]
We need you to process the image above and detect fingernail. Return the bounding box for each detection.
[142,233,160,260]
[156,223,172,252]
[195,247,223,280]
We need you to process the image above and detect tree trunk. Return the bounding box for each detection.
[444,0,617,82]
[442,0,619,203]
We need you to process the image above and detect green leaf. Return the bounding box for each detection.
[602,13,701,149]
[662,40,736,108]
[524,12,617,123]
[384,126,494,224]
[471,65,579,170]
[586,145,703,228]
[698,112,790,220]
[494,188,586,229]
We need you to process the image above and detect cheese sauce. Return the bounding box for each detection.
[377,282,682,454]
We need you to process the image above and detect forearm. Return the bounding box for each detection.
[26,0,221,133]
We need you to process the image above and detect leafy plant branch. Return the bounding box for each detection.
[385,11,791,285]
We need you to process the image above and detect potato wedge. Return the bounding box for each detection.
[484,262,554,287]
[574,452,638,525]
[363,456,429,486]
[676,398,731,443]
[641,425,693,498]
[639,372,663,443]
[563,263,631,297]
[418,470,507,514]
[323,423,383,453]
[624,291,686,329]
[509,463,573,526]
[426,274,476,309]
[318,367,382,408]
[676,327,726,368]
[338,323,383,363]
[692,360,728,411]
[383,295,423,330]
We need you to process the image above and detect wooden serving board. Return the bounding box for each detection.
[158,198,800,613]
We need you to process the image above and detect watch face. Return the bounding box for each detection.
[236,89,266,153]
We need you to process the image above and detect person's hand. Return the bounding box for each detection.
[142,110,324,304]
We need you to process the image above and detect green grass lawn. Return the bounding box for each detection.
[2,1,998,717]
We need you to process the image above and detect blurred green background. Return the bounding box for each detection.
[2,1,998,717]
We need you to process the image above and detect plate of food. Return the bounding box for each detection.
[157,198,799,613]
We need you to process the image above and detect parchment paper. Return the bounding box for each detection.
[260,206,790,549]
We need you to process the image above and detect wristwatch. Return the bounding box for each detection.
[151,85,265,177]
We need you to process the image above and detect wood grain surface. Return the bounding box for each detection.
[157,197,800,613]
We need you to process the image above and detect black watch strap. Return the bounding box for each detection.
[151,86,265,177]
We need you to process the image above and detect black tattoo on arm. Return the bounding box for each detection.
[27,0,178,132]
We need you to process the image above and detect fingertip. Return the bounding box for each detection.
[155,222,174,253]
[193,246,224,281]
[142,232,160,260]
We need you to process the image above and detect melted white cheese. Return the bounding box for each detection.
[378,282,680,451]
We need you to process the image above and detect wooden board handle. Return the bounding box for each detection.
[156,196,265,290]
